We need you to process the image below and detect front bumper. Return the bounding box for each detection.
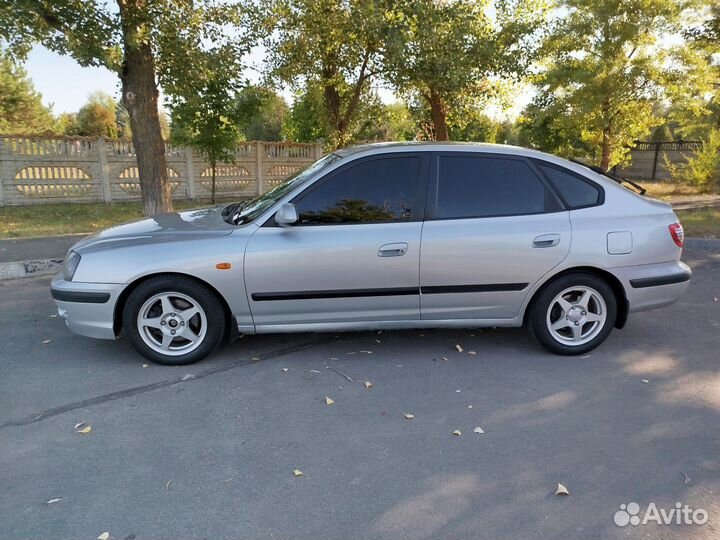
[612,260,691,313]
[50,274,126,340]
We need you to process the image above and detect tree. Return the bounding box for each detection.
[0,52,54,134]
[76,91,119,137]
[0,1,250,215]
[168,43,249,205]
[384,0,547,141]
[263,0,386,147]
[236,86,289,141]
[523,0,683,169]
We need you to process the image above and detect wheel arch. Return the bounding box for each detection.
[523,266,629,329]
[113,272,236,340]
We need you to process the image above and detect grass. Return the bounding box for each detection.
[641,181,705,199]
[675,208,720,239]
[0,200,224,239]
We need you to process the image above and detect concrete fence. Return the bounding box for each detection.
[0,135,324,206]
[616,140,702,181]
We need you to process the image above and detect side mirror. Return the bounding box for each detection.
[275,203,299,227]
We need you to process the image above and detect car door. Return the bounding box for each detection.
[244,153,429,327]
[420,152,571,320]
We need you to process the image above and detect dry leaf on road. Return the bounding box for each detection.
[282,368,289,372]
[73,422,85,430]
[76,426,92,434]
[293,469,303,477]
[42,339,51,344]
[364,381,373,389]
[97,533,110,540]
[473,427,485,434]
[452,430,462,436]
[455,344,463,352]
[468,351,477,355]
[403,413,415,420]
[46,498,62,504]
[555,483,570,496]
[642,379,649,383]
[325,396,335,405]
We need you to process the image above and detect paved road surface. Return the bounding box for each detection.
[1,246,719,540]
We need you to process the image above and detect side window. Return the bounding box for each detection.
[294,156,421,225]
[536,162,601,209]
[434,156,555,219]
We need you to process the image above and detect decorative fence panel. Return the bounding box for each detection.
[0,136,323,206]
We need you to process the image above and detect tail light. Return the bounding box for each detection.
[669,223,684,247]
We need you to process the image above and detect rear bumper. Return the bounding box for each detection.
[612,261,691,313]
[50,274,125,340]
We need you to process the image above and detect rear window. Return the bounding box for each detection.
[434,155,557,219]
[535,162,601,209]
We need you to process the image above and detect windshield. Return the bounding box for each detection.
[224,153,342,225]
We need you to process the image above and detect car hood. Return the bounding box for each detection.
[71,205,237,254]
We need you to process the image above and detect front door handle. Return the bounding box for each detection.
[533,234,561,248]
[378,242,408,257]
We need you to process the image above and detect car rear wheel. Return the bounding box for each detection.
[123,276,226,365]
[530,273,617,355]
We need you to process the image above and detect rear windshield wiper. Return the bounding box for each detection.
[570,158,646,196]
[221,201,247,224]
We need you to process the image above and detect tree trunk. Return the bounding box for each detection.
[118,0,172,216]
[323,82,344,147]
[600,97,611,171]
[211,161,217,205]
[429,90,450,141]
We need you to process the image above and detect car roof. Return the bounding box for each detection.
[332,141,621,190]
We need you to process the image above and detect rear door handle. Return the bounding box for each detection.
[533,234,561,248]
[378,242,408,257]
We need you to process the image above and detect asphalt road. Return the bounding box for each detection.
[1,246,719,540]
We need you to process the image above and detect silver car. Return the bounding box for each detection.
[51,143,691,365]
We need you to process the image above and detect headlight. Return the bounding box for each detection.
[64,251,81,281]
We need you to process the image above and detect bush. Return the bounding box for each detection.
[665,129,720,193]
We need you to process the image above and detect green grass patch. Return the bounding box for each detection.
[675,207,720,239]
[0,200,223,239]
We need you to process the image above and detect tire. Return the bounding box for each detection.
[122,276,226,365]
[529,272,617,356]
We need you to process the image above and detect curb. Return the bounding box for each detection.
[0,258,63,280]
[0,238,718,282]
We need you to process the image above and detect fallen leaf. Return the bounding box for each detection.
[181,373,195,381]
[467,405,473,409]
[364,381,373,389]
[455,344,463,352]
[46,498,62,504]
[359,350,372,354]
[282,368,289,372]
[555,483,570,496]
[375,339,382,343]
[714,297,718,302]
[293,469,303,477]
[73,422,85,430]
[441,357,448,361]
[42,339,51,344]
[681,472,690,484]
[142,364,148,368]
[97,533,110,540]
[452,429,462,436]
[324,396,335,405]
[166,480,172,491]
[50,314,58,318]
[76,426,92,434]
[473,426,485,434]
[455,389,461,393]
[252,357,260,361]
[642,379,649,384]
[403,413,415,420]
[468,351,477,355]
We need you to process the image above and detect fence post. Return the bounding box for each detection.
[0,138,7,206]
[185,147,196,199]
[314,142,323,160]
[96,137,112,203]
[651,142,660,181]
[256,141,264,195]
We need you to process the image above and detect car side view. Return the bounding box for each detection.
[51,142,691,365]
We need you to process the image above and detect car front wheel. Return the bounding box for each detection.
[530,273,617,355]
[122,276,226,365]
